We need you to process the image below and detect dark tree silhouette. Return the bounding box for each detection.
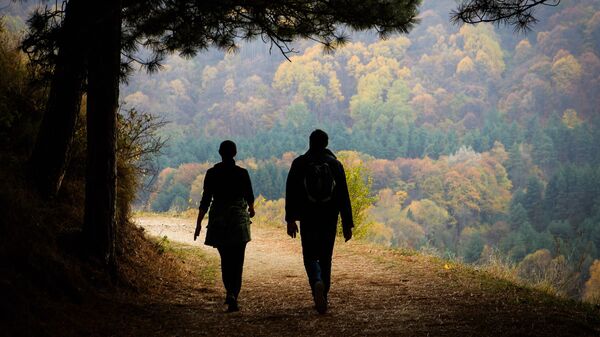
[83,1,122,266]
[26,0,89,197]
[121,0,420,66]
[451,0,561,31]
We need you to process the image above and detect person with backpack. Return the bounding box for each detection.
[194,140,255,312]
[285,129,353,314]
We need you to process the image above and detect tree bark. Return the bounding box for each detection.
[83,1,122,266]
[29,0,89,197]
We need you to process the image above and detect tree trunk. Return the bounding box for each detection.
[83,1,122,266]
[30,0,89,197]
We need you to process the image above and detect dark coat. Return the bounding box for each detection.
[285,148,353,231]
[200,160,254,247]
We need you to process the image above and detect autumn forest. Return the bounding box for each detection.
[117,0,600,301]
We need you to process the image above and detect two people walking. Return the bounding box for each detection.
[194,130,353,314]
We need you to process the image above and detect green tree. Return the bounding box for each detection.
[531,128,556,174]
[506,143,528,190]
[509,202,529,230]
[338,152,377,239]
[463,231,485,263]
[523,175,545,231]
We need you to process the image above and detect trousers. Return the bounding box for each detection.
[300,222,337,298]
[216,242,247,299]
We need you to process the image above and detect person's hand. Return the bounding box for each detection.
[248,206,255,218]
[343,227,353,242]
[194,223,201,241]
[287,221,298,238]
[194,209,206,241]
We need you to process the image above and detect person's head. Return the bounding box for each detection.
[309,129,328,150]
[219,140,237,160]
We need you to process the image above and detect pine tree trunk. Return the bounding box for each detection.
[83,1,122,266]
[29,0,89,197]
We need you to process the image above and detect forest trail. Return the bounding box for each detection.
[125,215,599,337]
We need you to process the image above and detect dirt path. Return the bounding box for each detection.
[128,215,600,337]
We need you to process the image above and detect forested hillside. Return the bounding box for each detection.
[121,0,600,301]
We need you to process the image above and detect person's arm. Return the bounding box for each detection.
[285,159,301,238]
[336,162,354,242]
[244,170,255,218]
[195,170,213,240]
[194,208,206,241]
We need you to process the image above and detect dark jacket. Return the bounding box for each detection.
[200,159,254,247]
[285,148,353,230]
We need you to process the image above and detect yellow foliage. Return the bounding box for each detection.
[411,83,426,96]
[189,174,205,207]
[364,221,394,246]
[396,66,411,79]
[201,65,218,88]
[239,157,258,170]
[408,199,450,230]
[536,31,550,45]
[253,197,286,228]
[517,250,578,296]
[490,141,508,163]
[222,78,236,96]
[584,260,600,304]
[395,217,425,248]
[475,50,502,78]
[458,24,505,76]
[561,109,582,129]
[346,54,363,76]
[456,56,475,75]
[515,39,532,59]
[369,36,411,59]
[327,72,344,102]
[552,52,582,95]
[337,150,370,167]
[337,152,376,239]
[395,190,408,206]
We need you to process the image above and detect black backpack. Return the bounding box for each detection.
[304,160,336,203]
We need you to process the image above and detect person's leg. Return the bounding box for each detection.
[230,242,247,299]
[301,222,330,314]
[216,246,234,300]
[300,225,321,295]
[317,226,337,299]
[217,244,246,312]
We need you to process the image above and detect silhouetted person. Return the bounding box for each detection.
[194,140,255,312]
[285,129,353,314]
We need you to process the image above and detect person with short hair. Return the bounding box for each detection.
[194,140,255,312]
[285,129,353,314]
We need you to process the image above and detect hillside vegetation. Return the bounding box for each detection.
[0,19,189,336]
